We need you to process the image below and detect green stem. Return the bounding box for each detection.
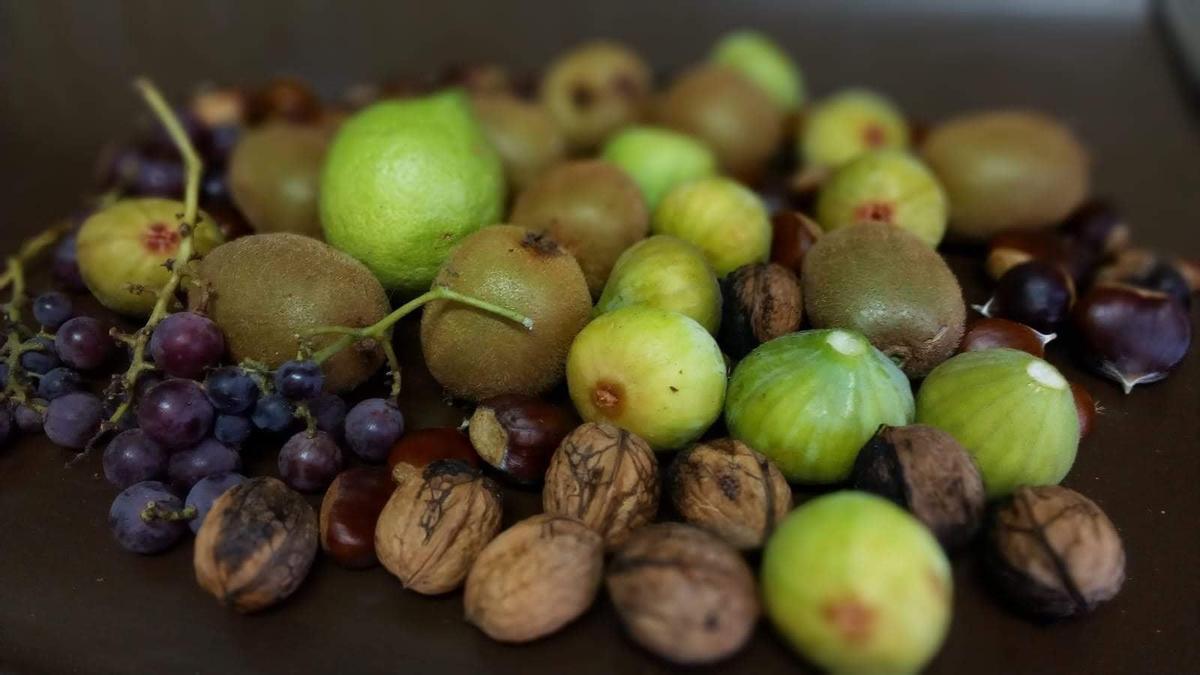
[1,224,69,405]
[0,222,72,294]
[140,502,198,523]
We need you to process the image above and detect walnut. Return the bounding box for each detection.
[464,514,604,643]
[985,485,1125,619]
[374,459,503,595]
[667,438,793,549]
[194,477,318,613]
[719,263,804,359]
[542,422,659,548]
[606,523,759,665]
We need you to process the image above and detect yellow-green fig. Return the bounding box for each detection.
[595,236,722,334]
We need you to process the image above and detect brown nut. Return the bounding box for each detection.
[247,77,322,125]
[986,230,1073,281]
[1060,198,1130,257]
[543,422,659,548]
[387,427,480,485]
[666,439,792,549]
[375,460,503,595]
[1073,282,1191,394]
[958,317,1053,358]
[1094,248,1192,308]
[469,395,578,485]
[464,514,604,643]
[607,523,759,665]
[850,425,986,550]
[1070,381,1097,440]
[1173,257,1200,294]
[985,485,1125,619]
[194,477,318,613]
[769,210,822,276]
[319,467,396,569]
[718,263,804,360]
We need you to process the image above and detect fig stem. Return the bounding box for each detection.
[0,223,72,406]
[306,285,534,368]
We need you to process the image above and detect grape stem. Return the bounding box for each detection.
[305,285,533,400]
[140,501,198,523]
[0,223,72,407]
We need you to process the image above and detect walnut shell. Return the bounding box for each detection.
[194,477,318,613]
[464,514,604,643]
[667,439,792,549]
[607,523,759,665]
[542,422,659,548]
[719,263,804,359]
[374,460,503,595]
[986,485,1125,619]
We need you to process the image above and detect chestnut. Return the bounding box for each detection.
[1072,282,1191,393]
[959,317,1053,358]
[769,210,822,275]
[1174,257,1200,294]
[976,260,1075,333]
[468,395,578,485]
[246,77,322,125]
[1070,381,1097,439]
[319,467,396,569]
[1059,198,1130,257]
[985,230,1072,282]
[387,427,480,484]
[718,263,804,360]
[1095,248,1191,309]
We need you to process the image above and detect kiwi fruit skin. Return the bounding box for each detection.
[420,225,592,401]
[188,233,390,392]
[921,110,1089,240]
[510,160,649,297]
[228,122,330,239]
[470,94,566,192]
[540,41,653,152]
[802,223,965,378]
[657,65,786,181]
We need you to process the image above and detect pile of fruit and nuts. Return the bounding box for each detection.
[2,30,1194,673]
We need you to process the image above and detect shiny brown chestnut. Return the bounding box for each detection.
[959,317,1053,358]
[468,395,578,485]
[1073,283,1191,394]
[1095,248,1191,309]
[976,260,1076,334]
[1060,198,1131,257]
[246,77,322,125]
[719,263,804,360]
[768,211,822,275]
[1070,381,1097,440]
[1174,257,1200,294]
[985,230,1072,281]
[319,467,396,569]
[387,428,480,484]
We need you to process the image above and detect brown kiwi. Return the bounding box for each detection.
[921,110,1089,240]
[510,160,649,297]
[188,233,390,392]
[470,94,566,192]
[657,65,786,182]
[802,222,965,377]
[228,122,330,238]
[420,225,592,401]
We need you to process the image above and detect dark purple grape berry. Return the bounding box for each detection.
[52,233,87,292]
[102,429,168,489]
[344,398,405,463]
[149,312,226,379]
[44,392,104,450]
[108,481,188,554]
[274,360,325,401]
[32,291,74,330]
[205,367,259,414]
[13,404,43,434]
[213,414,253,446]
[979,261,1076,334]
[20,337,61,374]
[36,367,82,401]
[137,379,214,450]
[131,156,186,197]
[167,438,242,492]
[310,393,347,436]
[0,363,8,386]
[184,472,246,534]
[55,316,115,371]
[251,394,295,434]
[279,430,344,492]
[134,371,167,400]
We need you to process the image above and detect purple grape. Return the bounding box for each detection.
[213,414,252,446]
[32,291,74,330]
[108,481,188,554]
[36,367,82,401]
[131,156,186,197]
[344,398,405,463]
[278,430,344,492]
[102,429,169,489]
[20,337,60,374]
[134,371,166,400]
[53,233,87,292]
[205,367,259,414]
[13,404,43,434]
[149,312,226,380]
[310,393,347,435]
[0,363,8,385]
[0,407,12,446]
[185,472,245,533]
[137,379,214,450]
[251,394,295,434]
[167,438,241,492]
[43,392,104,449]
[275,360,324,401]
[55,316,114,371]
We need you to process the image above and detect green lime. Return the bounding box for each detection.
[319,89,506,294]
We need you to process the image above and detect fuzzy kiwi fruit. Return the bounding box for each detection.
[188,233,390,392]
[228,122,330,239]
[420,225,592,401]
[802,223,965,378]
[921,110,1089,240]
[510,160,649,297]
[470,94,566,192]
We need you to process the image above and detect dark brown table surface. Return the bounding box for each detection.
[2,1,1199,673]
